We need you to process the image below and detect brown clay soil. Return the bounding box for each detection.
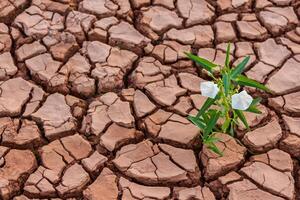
[0,0,300,199]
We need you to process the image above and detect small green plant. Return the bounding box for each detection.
[186,44,270,156]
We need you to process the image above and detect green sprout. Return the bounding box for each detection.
[186,44,270,156]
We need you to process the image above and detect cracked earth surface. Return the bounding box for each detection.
[0,0,299,199]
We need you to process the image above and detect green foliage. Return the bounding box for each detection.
[186,43,269,156]
[185,52,217,74]
[234,75,270,92]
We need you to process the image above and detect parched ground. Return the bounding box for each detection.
[0,0,299,199]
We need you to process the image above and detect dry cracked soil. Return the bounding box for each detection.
[0,0,300,199]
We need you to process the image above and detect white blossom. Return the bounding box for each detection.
[231,90,253,110]
[200,81,219,99]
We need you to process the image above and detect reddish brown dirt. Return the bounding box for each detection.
[0,0,300,199]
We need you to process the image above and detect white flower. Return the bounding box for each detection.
[231,90,253,110]
[200,81,219,99]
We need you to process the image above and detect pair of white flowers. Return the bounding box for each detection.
[200,81,253,111]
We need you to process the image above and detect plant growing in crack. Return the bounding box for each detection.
[185,44,270,156]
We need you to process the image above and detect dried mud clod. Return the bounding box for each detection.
[0,0,299,199]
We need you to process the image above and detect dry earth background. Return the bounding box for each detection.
[0,0,300,199]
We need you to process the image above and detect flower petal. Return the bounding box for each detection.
[231,90,253,110]
[200,81,219,99]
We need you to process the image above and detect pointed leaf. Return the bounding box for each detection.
[222,118,231,133]
[232,118,239,125]
[244,97,262,114]
[229,121,235,136]
[202,112,209,124]
[205,136,222,143]
[206,109,218,117]
[222,73,230,96]
[231,56,250,79]
[245,105,262,114]
[207,143,223,156]
[196,95,219,118]
[188,115,206,130]
[234,109,249,130]
[234,75,270,92]
[225,43,231,68]
[185,52,217,73]
[250,97,262,106]
[203,111,221,138]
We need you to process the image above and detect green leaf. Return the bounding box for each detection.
[188,115,206,130]
[225,43,231,68]
[232,117,239,125]
[250,97,262,106]
[205,136,222,143]
[202,112,209,124]
[207,143,223,156]
[196,95,219,118]
[222,73,230,96]
[234,75,270,92]
[185,52,217,73]
[244,97,262,114]
[231,56,250,79]
[206,109,218,117]
[245,105,262,114]
[203,111,221,139]
[229,121,235,136]
[222,118,231,133]
[234,109,249,130]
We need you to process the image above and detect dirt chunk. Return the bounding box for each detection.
[56,163,90,197]
[14,6,64,38]
[113,140,200,184]
[165,25,214,47]
[267,57,300,95]
[241,162,294,199]
[138,6,183,40]
[0,149,37,200]
[83,168,118,200]
[173,186,216,200]
[227,179,285,200]
[0,52,18,80]
[0,0,29,24]
[120,177,171,199]
[177,0,215,26]
[79,0,118,17]
[108,21,151,54]
[255,38,291,68]
[242,118,282,153]
[31,93,77,140]
[200,133,246,180]
[0,118,43,148]
[0,78,44,117]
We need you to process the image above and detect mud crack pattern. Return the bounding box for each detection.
[0,0,299,199]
